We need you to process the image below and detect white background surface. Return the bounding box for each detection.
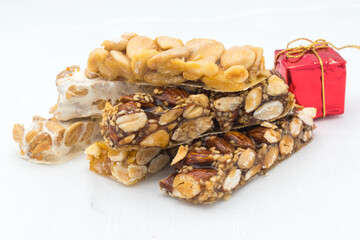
[1,0,360,239]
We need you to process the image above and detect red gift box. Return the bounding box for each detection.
[274,46,347,118]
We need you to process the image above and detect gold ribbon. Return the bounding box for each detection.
[274,38,360,117]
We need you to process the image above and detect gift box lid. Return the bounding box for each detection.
[275,47,346,69]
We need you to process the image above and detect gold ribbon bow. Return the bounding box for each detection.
[275,38,360,118]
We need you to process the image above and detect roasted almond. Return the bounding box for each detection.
[153,88,189,106]
[248,127,282,144]
[29,133,52,155]
[205,136,235,154]
[184,150,214,165]
[223,131,256,149]
[64,122,84,146]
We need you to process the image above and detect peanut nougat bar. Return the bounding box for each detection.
[85,142,171,185]
[101,75,295,149]
[159,107,316,204]
[86,33,271,92]
[51,66,144,121]
[12,116,101,164]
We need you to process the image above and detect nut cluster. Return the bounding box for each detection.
[86,33,270,92]
[101,88,214,149]
[159,107,316,204]
[100,74,295,150]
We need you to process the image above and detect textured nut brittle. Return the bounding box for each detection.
[13,117,101,165]
[101,88,214,149]
[209,75,295,131]
[102,76,294,149]
[159,106,316,204]
[86,33,271,92]
[85,142,170,185]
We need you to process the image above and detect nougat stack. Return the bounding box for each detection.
[83,32,316,203]
[13,66,143,164]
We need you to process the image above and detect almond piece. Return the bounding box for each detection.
[171,116,213,142]
[81,121,95,142]
[94,99,107,110]
[159,108,183,125]
[29,133,52,155]
[153,88,189,106]
[205,136,235,154]
[237,148,256,169]
[118,134,136,145]
[244,163,262,181]
[172,173,201,199]
[253,100,284,120]
[290,117,303,137]
[223,131,256,149]
[64,122,84,147]
[184,150,214,165]
[182,104,204,119]
[188,94,209,108]
[262,145,279,169]
[171,145,189,165]
[301,130,312,142]
[245,86,262,113]
[140,130,170,148]
[267,75,288,96]
[248,127,282,144]
[172,169,216,199]
[223,167,241,191]
[25,130,38,143]
[12,124,24,144]
[66,85,89,99]
[297,107,317,126]
[160,173,176,192]
[279,135,295,155]
[46,121,66,145]
[116,112,147,133]
[214,96,243,112]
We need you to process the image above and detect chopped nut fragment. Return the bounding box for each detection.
[245,86,262,113]
[171,145,188,165]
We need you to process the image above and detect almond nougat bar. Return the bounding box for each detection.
[51,66,144,121]
[86,33,271,92]
[159,107,316,204]
[85,142,171,185]
[12,116,101,164]
[101,75,295,149]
